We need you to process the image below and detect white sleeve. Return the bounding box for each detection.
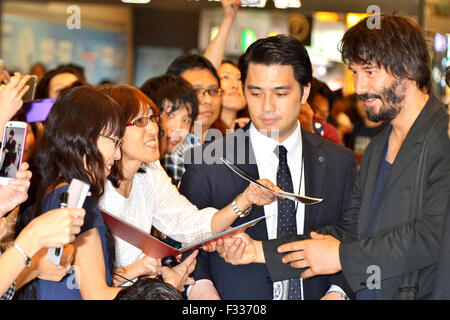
[148,162,217,244]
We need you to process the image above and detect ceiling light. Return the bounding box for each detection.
[274,0,301,9]
[121,0,151,4]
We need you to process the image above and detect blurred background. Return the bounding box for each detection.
[0,0,448,103]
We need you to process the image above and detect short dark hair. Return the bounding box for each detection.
[221,60,239,69]
[140,74,198,122]
[238,35,312,95]
[9,130,14,137]
[114,278,183,300]
[307,78,336,111]
[97,84,159,188]
[339,13,431,93]
[166,54,220,86]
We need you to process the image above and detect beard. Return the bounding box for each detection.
[358,79,406,122]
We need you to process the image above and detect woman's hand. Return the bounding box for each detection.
[221,0,241,19]
[15,207,86,258]
[32,245,75,282]
[135,255,161,277]
[0,72,30,124]
[0,162,32,217]
[0,217,7,240]
[238,179,280,209]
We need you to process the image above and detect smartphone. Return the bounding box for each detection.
[22,75,38,102]
[0,121,27,185]
[22,98,56,123]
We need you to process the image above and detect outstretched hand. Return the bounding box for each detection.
[278,232,342,279]
[241,179,280,208]
[216,232,265,265]
[202,231,265,265]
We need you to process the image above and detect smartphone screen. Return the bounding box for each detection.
[22,98,56,123]
[0,122,27,182]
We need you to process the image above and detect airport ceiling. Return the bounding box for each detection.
[4,0,420,16]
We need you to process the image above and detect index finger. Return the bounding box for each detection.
[277,240,306,253]
[20,162,30,171]
[16,74,30,92]
[68,208,86,219]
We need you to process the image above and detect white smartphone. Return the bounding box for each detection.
[47,179,90,266]
[0,121,27,185]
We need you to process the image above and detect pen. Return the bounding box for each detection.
[55,191,69,256]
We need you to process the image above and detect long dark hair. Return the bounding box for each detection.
[35,65,85,99]
[15,85,125,299]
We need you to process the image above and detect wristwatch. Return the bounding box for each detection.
[328,290,349,300]
[232,194,252,218]
[14,243,31,268]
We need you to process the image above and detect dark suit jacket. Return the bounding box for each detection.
[262,96,450,300]
[179,125,356,300]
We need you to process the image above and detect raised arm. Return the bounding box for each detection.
[204,0,240,70]
[0,207,85,296]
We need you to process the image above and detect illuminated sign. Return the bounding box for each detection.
[241,29,257,52]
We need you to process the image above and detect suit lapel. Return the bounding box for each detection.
[382,97,438,197]
[223,124,260,181]
[359,96,441,233]
[302,131,327,233]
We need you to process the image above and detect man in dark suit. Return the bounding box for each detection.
[217,14,450,300]
[179,35,356,300]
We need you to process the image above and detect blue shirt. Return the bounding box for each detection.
[358,142,392,300]
[35,185,112,300]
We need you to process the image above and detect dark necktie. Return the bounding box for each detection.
[275,145,301,300]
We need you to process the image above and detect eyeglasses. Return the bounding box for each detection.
[98,134,123,150]
[194,87,224,98]
[126,114,159,127]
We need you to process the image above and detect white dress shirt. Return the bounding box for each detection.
[250,121,305,300]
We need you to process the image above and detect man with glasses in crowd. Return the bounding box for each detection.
[164,55,224,186]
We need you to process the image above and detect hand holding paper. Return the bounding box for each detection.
[215,232,265,265]
[220,157,323,204]
[101,210,266,260]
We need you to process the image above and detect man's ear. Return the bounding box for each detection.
[301,83,311,105]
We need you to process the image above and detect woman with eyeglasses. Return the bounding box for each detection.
[15,86,126,300]
[97,84,279,287]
